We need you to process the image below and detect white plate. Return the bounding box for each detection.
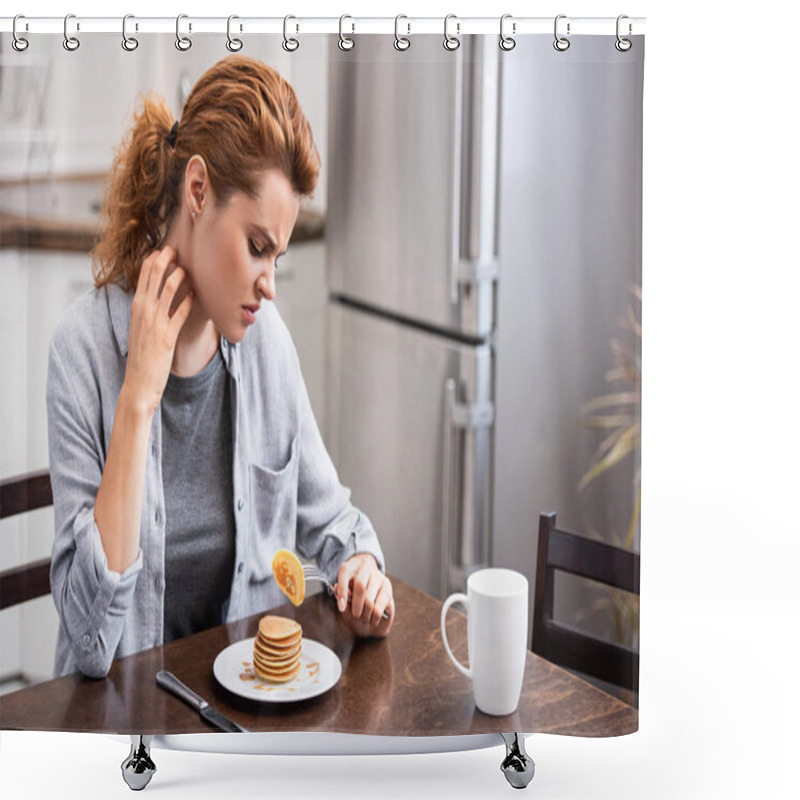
[213,637,342,702]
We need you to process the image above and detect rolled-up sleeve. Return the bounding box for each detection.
[292,356,385,584]
[47,339,142,679]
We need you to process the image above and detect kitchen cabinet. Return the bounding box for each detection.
[1,247,94,687]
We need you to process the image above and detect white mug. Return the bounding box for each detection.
[440,568,529,716]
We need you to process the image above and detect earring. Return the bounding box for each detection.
[191,210,196,221]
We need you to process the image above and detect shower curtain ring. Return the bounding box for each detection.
[283,15,299,52]
[553,14,570,51]
[12,14,29,52]
[615,15,632,51]
[122,14,138,51]
[226,15,243,51]
[394,15,410,51]
[443,14,460,51]
[338,14,354,50]
[176,14,192,51]
[499,14,516,51]
[63,14,80,51]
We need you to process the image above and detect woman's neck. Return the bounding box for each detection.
[171,304,220,377]
[161,215,221,378]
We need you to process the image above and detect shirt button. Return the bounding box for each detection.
[155,576,162,591]
[82,633,91,647]
[237,562,244,574]
[237,498,244,511]
[151,443,157,456]
[155,510,161,524]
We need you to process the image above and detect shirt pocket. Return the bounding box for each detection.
[247,434,299,583]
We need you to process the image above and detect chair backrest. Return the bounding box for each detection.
[0,469,53,610]
[532,511,640,695]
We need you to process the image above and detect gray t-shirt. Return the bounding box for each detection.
[160,347,236,644]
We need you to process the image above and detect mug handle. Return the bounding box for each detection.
[440,593,471,679]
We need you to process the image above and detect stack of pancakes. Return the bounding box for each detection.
[253,615,303,683]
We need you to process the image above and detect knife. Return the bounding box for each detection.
[156,670,248,733]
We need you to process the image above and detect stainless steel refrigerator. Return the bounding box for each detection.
[324,34,643,608]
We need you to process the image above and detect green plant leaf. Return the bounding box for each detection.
[572,283,642,648]
[625,485,641,550]
[582,415,638,429]
[593,426,629,464]
[579,423,640,491]
[580,391,641,414]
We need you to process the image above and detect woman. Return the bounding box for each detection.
[47,55,394,680]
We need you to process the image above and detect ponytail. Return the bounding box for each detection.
[92,95,180,291]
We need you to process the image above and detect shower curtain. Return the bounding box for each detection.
[0,22,643,744]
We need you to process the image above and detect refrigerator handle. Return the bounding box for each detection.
[448,52,464,305]
[440,379,457,597]
[449,39,501,305]
[441,378,495,597]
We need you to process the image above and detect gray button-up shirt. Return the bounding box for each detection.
[46,282,385,679]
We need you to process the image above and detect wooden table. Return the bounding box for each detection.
[0,577,637,737]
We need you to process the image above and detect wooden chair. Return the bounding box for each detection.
[532,511,640,696]
[0,469,53,610]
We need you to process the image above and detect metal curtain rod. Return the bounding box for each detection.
[0,15,646,36]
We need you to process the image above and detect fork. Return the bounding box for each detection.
[302,562,390,621]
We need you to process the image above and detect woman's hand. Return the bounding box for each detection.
[334,553,394,638]
[123,246,194,416]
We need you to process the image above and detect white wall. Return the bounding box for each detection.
[0,249,95,684]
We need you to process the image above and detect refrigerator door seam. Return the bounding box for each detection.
[448,46,464,305]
